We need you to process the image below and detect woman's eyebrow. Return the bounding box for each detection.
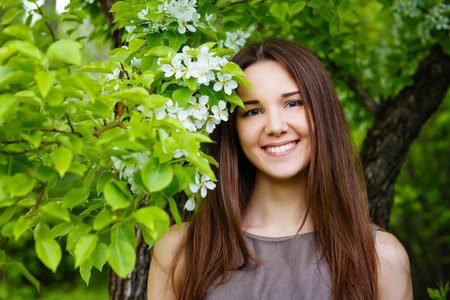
[281,91,302,97]
[243,100,260,105]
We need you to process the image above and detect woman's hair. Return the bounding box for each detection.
[171,38,378,299]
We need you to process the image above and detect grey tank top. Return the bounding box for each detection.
[204,231,332,300]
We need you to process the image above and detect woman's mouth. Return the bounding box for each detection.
[264,141,298,154]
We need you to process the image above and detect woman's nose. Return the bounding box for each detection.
[264,110,288,136]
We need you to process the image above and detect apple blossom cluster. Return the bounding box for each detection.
[426,4,450,31]
[156,45,234,134]
[124,0,210,40]
[110,151,150,194]
[186,170,216,211]
[217,29,252,54]
[394,2,450,31]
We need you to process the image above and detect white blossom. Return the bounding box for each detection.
[189,172,216,198]
[184,195,196,211]
[213,73,238,95]
[212,100,229,122]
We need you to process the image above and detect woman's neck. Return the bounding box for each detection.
[241,171,314,237]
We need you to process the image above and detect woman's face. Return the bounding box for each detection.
[235,60,311,182]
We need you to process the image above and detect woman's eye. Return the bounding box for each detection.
[244,109,262,116]
[285,101,303,108]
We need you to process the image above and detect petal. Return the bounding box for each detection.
[200,186,207,198]
[213,82,223,92]
[189,183,200,193]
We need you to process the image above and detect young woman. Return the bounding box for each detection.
[147,38,413,300]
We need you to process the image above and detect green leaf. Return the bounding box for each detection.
[74,234,98,267]
[141,158,173,193]
[62,188,90,208]
[78,61,110,73]
[0,94,18,121]
[0,66,14,86]
[93,208,112,231]
[270,2,289,21]
[52,147,73,177]
[168,196,181,228]
[3,24,33,41]
[97,172,113,196]
[40,202,71,223]
[80,260,92,286]
[308,0,326,9]
[35,70,55,99]
[35,166,58,182]
[134,207,169,241]
[1,7,22,25]
[12,261,41,291]
[67,223,92,251]
[103,181,132,210]
[9,173,36,197]
[374,0,394,7]
[337,1,354,18]
[110,87,149,105]
[90,243,108,272]
[146,46,176,57]
[165,31,187,52]
[172,87,195,108]
[13,217,30,241]
[34,223,51,240]
[50,223,74,239]
[289,1,307,16]
[138,72,155,89]
[35,238,62,272]
[438,33,450,56]
[221,63,245,76]
[329,13,340,36]
[47,39,82,65]
[129,38,146,53]
[107,241,136,278]
[147,94,168,108]
[0,206,16,227]
[83,168,96,189]
[111,221,137,248]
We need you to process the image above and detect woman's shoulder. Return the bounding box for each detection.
[147,222,189,300]
[375,230,413,299]
[153,222,189,267]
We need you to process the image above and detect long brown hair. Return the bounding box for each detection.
[171,38,378,299]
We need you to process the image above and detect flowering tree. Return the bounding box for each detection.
[0,0,449,298]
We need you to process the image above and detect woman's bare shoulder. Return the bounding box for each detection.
[154,222,189,261]
[147,222,189,300]
[375,230,413,299]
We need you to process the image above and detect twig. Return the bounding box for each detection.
[65,114,75,134]
[0,141,57,155]
[36,4,56,42]
[92,121,126,138]
[120,62,131,80]
[28,182,47,220]
[217,0,253,10]
[0,238,9,248]
[0,140,28,144]
[36,128,82,136]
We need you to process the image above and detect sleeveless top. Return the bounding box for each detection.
[204,226,377,300]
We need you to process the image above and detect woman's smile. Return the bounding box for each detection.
[263,140,298,156]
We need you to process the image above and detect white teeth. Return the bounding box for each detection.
[265,142,297,154]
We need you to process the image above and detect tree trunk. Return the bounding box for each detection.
[108,195,192,300]
[360,44,450,229]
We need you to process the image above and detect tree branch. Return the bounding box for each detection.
[217,0,253,10]
[28,182,47,220]
[36,4,56,42]
[360,43,450,228]
[328,61,378,115]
